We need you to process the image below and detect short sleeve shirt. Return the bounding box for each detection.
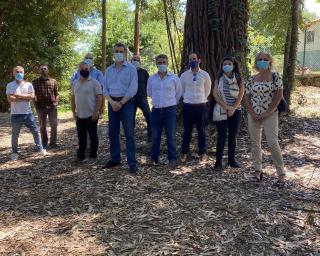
[72,77,102,118]
[245,72,283,114]
[6,81,34,114]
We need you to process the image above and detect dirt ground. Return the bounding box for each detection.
[0,86,320,255]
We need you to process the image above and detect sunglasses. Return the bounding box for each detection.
[257,58,269,61]
[115,50,124,53]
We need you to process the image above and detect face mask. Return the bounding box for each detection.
[189,60,199,69]
[114,52,124,62]
[157,64,167,73]
[80,70,90,78]
[131,60,140,68]
[84,58,93,66]
[223,64,234,73]
[256,60,269,70]
[15,73,24,81]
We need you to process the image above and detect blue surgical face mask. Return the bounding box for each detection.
[15,73,24,81]
[223,64,234,73]
[84,58,93,66]
[131,60,140,68]
[189,60,199,69]
[157,64,167,73]
[256,60,269,70]
[114,52,124,62]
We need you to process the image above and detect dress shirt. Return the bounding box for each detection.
[180,68,211,104]
[103,61,138,98]
[147,72,182,108]
[70,67,104,86]
[32,77,59,108]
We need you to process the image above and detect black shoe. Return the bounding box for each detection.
[228,160,241,168]
[89,153,97,159]
[213,162,222,172]
[129,165,138,174]
[104,160,120,169]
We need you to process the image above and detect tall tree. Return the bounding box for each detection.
[101,0,107,73]
[181,0,248,78]
[283,0,302,107]
[134,0,142,55]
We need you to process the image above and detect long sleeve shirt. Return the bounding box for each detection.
[70,67,104,87]
[147,72,183,108]
[180,68,212,104]
[103,61,138,98]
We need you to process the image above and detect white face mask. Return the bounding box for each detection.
[131,60,140,68]
[114,52,125,62]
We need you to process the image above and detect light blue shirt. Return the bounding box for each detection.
[70,67,104,86]
[103,61,138,98]
[147,72,183,108]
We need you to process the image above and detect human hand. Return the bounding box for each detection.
[92,111,99,122]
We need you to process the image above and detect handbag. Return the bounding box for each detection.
[272,73,288,113]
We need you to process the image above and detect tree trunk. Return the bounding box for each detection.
[101,0,107,73]
[134,0,141,55]
[283,0,300,107]
[181,0,248,121]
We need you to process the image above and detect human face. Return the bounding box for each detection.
[114,46,126,62]
[40,65,49,77]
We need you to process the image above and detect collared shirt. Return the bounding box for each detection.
[103,61,138,98]
[147,72,183,108]
[6,81,34,114]
[72,76,102,119]
[32,77,59,108]
[70,67,104,86]
[134,68,150,100]
[180,68,211,104]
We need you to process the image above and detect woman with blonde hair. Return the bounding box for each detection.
[245,52,285,187]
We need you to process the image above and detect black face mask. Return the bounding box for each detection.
[80,70,90,78]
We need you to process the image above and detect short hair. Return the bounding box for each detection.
[40,64,48,68]
[84,52,94,59]
[13,66,24,73]
[254,52,273,71]
[188,52,201,59]
[78,61,89,67]
[113,42,127,53]
[155,54,168,62]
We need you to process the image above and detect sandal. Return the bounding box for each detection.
[252,171,263,182]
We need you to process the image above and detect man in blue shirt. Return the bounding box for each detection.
[131,55,152,142]
[103,43,138,173]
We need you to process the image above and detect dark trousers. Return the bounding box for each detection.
[215,109,241,163]
[181,103,208,155]
[134,97,152,140]
[36,106,58,148]
[76,116,98,159]
[151,106,177,161]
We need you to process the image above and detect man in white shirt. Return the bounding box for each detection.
[6,66,46,160]
[180,53,212,163]
[147,54,183,166]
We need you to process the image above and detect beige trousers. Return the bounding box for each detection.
[248,112,285,177]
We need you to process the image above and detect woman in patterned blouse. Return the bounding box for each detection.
[245,52,285,187]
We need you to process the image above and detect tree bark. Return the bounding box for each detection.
[101,0,107,73]
[181,0,248,121]
[134,0,141,55]
[283,0,300,107]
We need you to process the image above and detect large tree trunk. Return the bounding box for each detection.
[283,0,300,107]
[101,0,107,73]
[134,0,141,55]
[181,0,248,121]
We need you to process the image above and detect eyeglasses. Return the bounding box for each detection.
[257,58,269,61]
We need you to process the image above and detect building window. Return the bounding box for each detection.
[306,31,315,43]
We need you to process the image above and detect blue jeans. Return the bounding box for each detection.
[181,103,208,155]
[108,101,136,168]
[11,113,43,153]
[134,97,152,140]
[151,106,177,162]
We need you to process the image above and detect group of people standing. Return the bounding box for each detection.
[5,42,285,187]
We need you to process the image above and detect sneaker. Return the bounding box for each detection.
[228,160,241,168]
[199,153,208,163]
[40,149,47,156]
[180,154,187,163]
[213,161,222,172]
[11,153,19,161]
[148,158,158,166]
[129,165,138,174]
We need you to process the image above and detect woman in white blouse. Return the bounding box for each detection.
[245,52,285,187]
